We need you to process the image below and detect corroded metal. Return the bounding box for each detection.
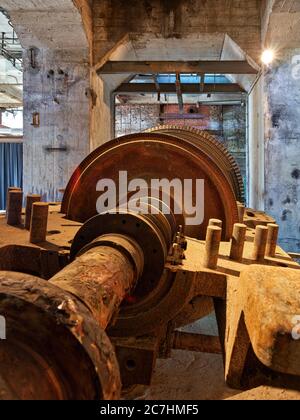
[70,211,173,305]
[0,272,121,400]
[1,127,300,400]
[147,125,245,203]
[173,331,222,355]
[51,234,143,329]
[61,131,239,240]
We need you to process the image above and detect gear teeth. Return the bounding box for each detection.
[147,125,245,203]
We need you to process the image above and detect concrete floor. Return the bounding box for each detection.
[145,314,300,401]
[146,314,238,400]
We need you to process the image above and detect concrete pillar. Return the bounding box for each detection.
[264,49,300,253]
[248,76,265,211]
[90,71,130,149]
[22,48,90,202]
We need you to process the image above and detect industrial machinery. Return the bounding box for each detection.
[0,127,299,400]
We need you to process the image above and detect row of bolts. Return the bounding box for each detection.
[204,203,279,270]
[5,189,279,269]
[6,188,49,244]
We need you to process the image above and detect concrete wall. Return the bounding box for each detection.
[23,49,90,201]
[2,0,91,201]
[262,4,300,252]
[264,50,300,252]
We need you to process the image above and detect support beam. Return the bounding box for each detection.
[98,61,258,75]
[153,74,161,101]
[115,83,245,94]
[0,103,22,108]
[200,73,205,93]
[0,84,22,102]
[0,136,23,143]
[176,73,184,113]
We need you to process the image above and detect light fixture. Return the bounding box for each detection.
[261,49,275,65]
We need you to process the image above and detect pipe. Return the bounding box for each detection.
[173,331,222,355]
[50,234,144,330]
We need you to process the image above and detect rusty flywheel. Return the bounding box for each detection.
[62,130,239,240]
[147,125,245,203]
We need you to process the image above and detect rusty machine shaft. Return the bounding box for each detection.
[0,126,300,400]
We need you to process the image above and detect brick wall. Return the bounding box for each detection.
[93,0,261,63]
[115,103,246,184]
[115,104,161,136]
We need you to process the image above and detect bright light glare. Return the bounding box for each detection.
[261,49,275,65]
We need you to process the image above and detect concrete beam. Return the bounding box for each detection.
[176,73,183,113]
[0,136,23,143]
[98,61,259,75]
[114,83,246,94]
[0,84,22,102]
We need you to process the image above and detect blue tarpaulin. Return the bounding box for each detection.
[0,143,23,210]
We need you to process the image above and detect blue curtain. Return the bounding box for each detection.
[0,143,23,210]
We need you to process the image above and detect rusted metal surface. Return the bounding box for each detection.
[224,265,300,389]
[0,272,121,400]
[25,194,41,230]
[1,128,300,399]
[243,208,276,228]
[51,235,142,330]
[113,335,159,389]
[173,331,222,355]
[30,203,49,244]
[230,223,247,262]
[203,225,222,269]
[6,190,23,226]
[61,131,239,240]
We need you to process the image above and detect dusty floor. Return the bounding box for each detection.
[146,314,300,401]
[147,314,238,400]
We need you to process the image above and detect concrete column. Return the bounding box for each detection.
[264,49,300,253]
[22,48,90,202]
[248,76,265,211]
[90,71,130,150]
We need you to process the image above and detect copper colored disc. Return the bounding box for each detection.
[62,132,239,240]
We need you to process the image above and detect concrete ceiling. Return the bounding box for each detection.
[1,0,88,51]
[102,33,259,96]
[116,92,245,106]
[109,33,226,62]
[265,0,300,49]
[273,0,300,12]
